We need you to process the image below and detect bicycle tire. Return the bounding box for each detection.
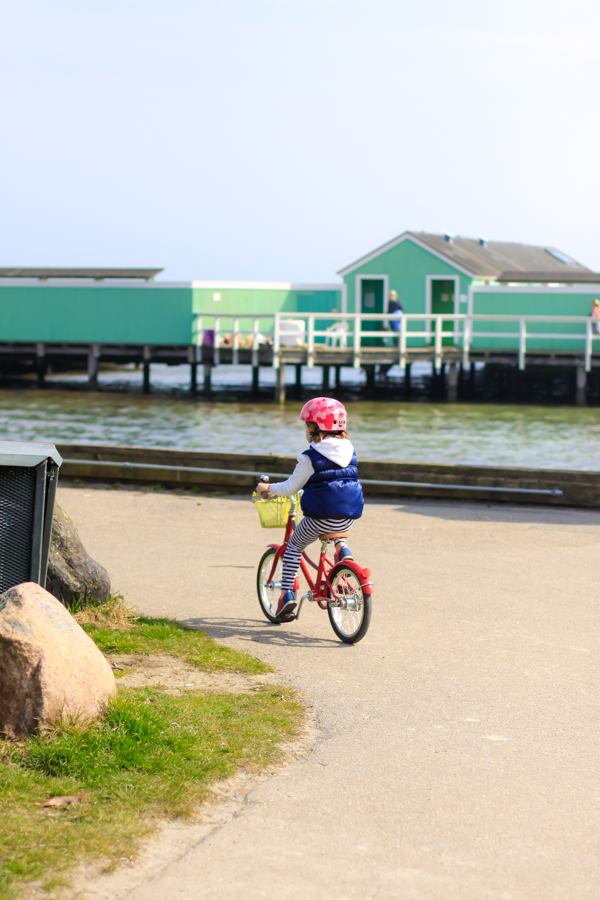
[327,563,371,644]
[257,547,285,624]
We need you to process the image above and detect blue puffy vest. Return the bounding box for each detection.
[300,446,364,520]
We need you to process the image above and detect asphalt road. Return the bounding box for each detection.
[60,486,600,900]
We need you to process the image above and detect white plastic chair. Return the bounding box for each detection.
[325,320,349,348]
[279,319,306,346]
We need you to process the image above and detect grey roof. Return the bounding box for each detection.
[410,233,591,278]
[338,231,592,279]
[0,268,163,281]
[497,270,600,283]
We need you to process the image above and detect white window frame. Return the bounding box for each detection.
[341,281,348,314]
[425,275,460,343]
[355,274,390,317]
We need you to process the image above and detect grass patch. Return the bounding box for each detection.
[0,613,299,898]
[83,616,270,675]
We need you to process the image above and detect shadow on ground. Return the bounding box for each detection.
[181,616,350,649]
[382,498,600,526]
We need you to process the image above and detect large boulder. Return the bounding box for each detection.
[0,582,116,738]
[46,502,110,607]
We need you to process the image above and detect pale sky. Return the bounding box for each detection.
[2,0,600,282]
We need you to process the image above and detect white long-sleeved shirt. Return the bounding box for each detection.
[269,438,356,498]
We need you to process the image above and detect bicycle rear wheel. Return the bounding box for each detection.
[257,548,284,624]
[328,564,371,644]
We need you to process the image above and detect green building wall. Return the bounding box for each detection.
[470,287,600,351]
[192,284,342,341]
[0,282,342,346]
[0,283,193,344]
[192,285,340,316]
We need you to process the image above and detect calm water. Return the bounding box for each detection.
[0,364,599,471]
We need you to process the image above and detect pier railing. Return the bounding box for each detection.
[193,314,276,367]
[194,312,600,371]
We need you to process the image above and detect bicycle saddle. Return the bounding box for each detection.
[318,531,349,540]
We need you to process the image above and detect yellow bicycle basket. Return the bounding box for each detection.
[253,493,301,528]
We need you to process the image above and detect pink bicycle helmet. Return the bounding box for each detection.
[299,397,347,432]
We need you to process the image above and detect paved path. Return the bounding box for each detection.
[60,486,600,900]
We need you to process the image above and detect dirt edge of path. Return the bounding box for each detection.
[22,658,316,900]
[107,652,282,694]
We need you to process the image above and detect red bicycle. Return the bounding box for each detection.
[256,492,373,644]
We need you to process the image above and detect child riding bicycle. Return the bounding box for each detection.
[255,397,364,621]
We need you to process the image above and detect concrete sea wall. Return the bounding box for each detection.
[56,444,600,508]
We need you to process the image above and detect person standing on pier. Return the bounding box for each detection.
[388,290,404,347]
[255,398,364,621]
[591,299,600,336]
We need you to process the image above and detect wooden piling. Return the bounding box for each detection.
[322,365,330,391]
[252,366,260,393]
[576,365,587,406]
[36,343,46,389]
[190,362,197,393]
[447,362,458,402]
[203,364,212,392]
[87,347,99,391]
[143,361,151,394]
[276,365,286,405]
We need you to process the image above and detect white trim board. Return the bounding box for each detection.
[338,232,476,278]
[355,274,390,315]
[191,281,343,291]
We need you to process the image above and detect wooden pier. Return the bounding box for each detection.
[1,311,599,405]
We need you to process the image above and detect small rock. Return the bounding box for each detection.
[46,503,110,607]
[0,582,116,738]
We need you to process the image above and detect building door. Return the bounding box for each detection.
[430,279,455,345]
[361,279,384,346]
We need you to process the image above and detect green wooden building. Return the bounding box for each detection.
[0,271,341,345]
[338,231,600,351]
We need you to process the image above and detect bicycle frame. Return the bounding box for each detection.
[265,495,373,617]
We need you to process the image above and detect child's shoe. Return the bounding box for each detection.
[335,544,354,563]
[276,591,297,620]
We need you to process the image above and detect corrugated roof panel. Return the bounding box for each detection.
[411,233,592,278]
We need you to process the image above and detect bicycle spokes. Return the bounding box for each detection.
[330,572,362,610]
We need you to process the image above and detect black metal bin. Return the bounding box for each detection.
[0,440,63,593]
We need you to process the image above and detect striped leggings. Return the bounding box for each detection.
[281,516,354,591]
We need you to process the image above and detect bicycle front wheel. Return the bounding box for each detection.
[257,548,284,624]
[328,564,371,644]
